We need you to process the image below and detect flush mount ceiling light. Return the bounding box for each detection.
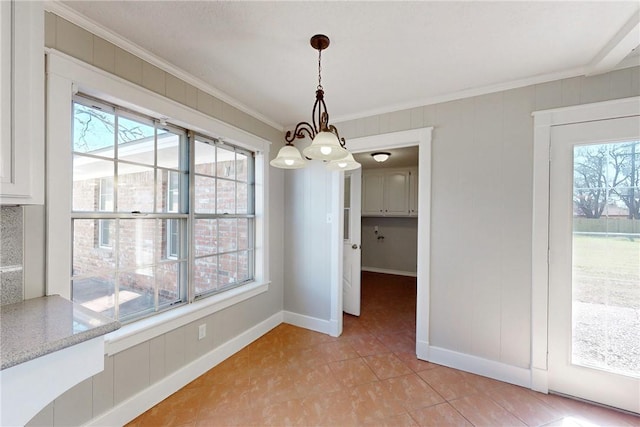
[371,152,391,163]
[270,34,360,171]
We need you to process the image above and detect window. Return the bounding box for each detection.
[193,136,254,297]
[70,95,255,323]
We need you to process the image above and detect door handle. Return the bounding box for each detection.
[352,244,360,250]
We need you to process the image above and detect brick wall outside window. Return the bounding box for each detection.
[70,95,254,323]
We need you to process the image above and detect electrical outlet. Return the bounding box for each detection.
[198,323,206,340]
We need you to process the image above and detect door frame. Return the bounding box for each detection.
[531,96,640,393]
[331,127,432,357]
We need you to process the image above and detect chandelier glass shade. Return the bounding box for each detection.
[326,152,361,171]
[302,131,348,161]
[270,144,307,169]
[270,34,360,171]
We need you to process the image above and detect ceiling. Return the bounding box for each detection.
[354,147,418,170]
[57,1,640,131]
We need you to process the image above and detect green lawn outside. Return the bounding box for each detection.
[571,233,639,376]
[573,234,639,310]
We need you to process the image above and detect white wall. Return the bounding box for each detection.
[284,66,640,375]
[361,216,418,275]
[283,161,333,321]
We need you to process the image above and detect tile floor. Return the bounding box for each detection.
[128,272,640,426]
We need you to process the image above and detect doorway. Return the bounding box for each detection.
[548,116,639,413]
[532,97,640,413]
[333,127,432,358]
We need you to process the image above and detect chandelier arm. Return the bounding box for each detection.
[326,124,347,148]
[285,121,316,143]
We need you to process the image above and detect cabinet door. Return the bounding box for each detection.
[0,1,44,205]
[409,168,418,216]
[383,171,410,215]
[0,1,12,189]
[362,172,384,215]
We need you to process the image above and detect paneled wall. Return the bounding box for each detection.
[331,66,640,370]
[283,161,333,321]
[22,11,286,426]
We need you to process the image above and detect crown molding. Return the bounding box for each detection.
[330,66,587,125]
[44,0,284,132]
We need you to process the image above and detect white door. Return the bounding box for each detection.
[549,115,640,413]
[343,169,362,316]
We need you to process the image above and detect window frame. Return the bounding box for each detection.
[166,170,180,259]
[71,94,191,322]
[98,177,113,248]
[46,50,270,334]
[192,134,256,299]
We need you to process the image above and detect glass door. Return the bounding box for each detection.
[548,115,639,413]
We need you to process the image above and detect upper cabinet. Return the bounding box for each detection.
[362,168,417,217]
[0,1,44,205]
[362,171,385,215]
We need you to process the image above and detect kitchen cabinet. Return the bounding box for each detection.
[362,171,385,215]
[362,169,412,216]
[0,1,44,205]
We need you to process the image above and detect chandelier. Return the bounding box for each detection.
[270,35,361,171]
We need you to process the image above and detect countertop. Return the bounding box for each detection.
[0,295,120,370]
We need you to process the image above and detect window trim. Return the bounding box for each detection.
[46,49,270,341]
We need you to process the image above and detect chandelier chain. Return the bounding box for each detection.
[317,48,323,90]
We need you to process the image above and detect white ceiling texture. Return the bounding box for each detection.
[56,1,640,133]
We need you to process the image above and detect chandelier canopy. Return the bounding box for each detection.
[270,35,360,171]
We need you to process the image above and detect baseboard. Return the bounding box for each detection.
[85,312,283,427]
[427,345,531,389]
[361,267,417,277]
[283,310,334,335]
[416,339,430,361]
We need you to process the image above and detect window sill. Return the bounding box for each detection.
[104,281,270,355]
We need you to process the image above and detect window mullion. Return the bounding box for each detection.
[187,130,195,303]
[154,218,159,312]
[113,218,120,320]
[113,113,119,213]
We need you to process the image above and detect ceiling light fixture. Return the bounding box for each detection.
[270,34,360,171]
[371,152,391,163]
